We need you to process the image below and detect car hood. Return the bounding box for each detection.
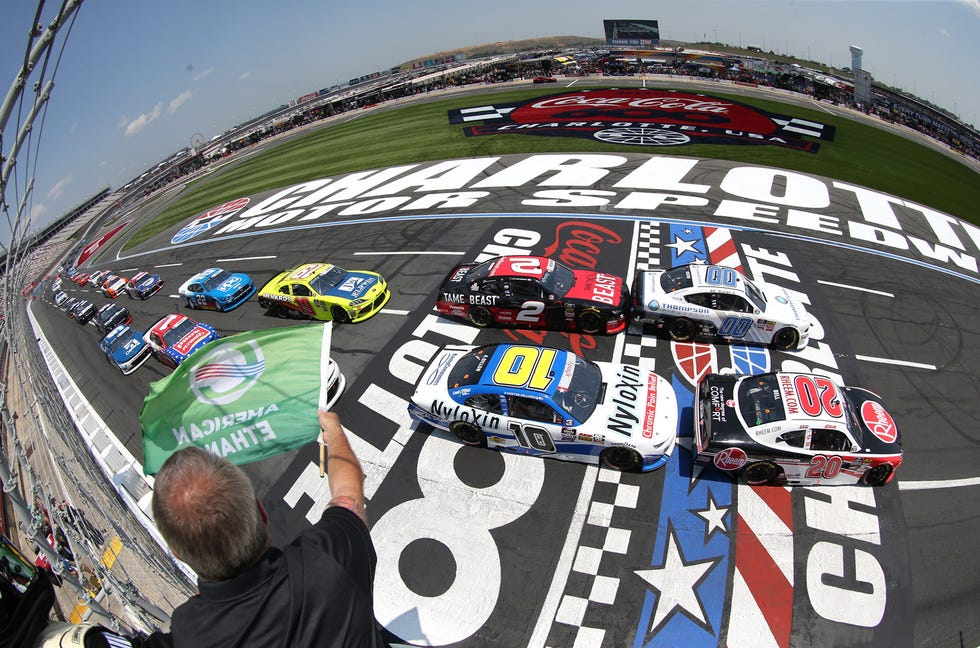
[762,285,810,327]
[322,272,381,300]
[591,362,678,447]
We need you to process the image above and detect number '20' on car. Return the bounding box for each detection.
[409,343,678,472]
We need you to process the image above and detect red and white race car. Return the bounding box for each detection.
[435,256,630,334]
[695,372,902,486]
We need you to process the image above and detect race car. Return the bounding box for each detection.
[99,325,152,375]
[101,274,128,298]
[694,372,902,486]
[72,273,90,286]
[435,256,630,334]
[143,314,220,368]
[178,267,255,312]
[257,262,390,323]
[126,271,165,299]
[87,270,110,288]
[53,291,68,307]
[62,297,79,314]
[632,264,812,351]
[409,343,678,472]
[94,303,133,335]
[72,299,97,325]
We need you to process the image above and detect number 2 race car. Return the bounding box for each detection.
[435,256,630,334]
[257,262,390,323]
[695,372,902,486]
[633,264,811,351]
[409,343,678,472]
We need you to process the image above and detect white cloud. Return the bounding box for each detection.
[239,71,251,80]
[193,67,215,81]
[169,89,193,113]
[124,102,164,136]
[962,0,980,19]
[46,175,72,201]
[938,27,951,37]
[30,203,47,223]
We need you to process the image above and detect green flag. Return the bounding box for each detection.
[139,323,344,475]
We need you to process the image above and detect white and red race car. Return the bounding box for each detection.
[695,372,902,486]
[633,264,811,351]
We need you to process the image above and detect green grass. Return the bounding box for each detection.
[126,86,979,249]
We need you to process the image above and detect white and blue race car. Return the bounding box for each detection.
[409,343,678,472]
[178,267,256,312]
[126,271,165,299]
[99,325,152,374]
[632,264,812,351]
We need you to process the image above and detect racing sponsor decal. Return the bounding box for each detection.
[170,197,249,244]
[642,372,659,438]
[173,328,211,354]
[606,363,644,437]
[861,400,898,443]
[713,446,748,471]
[448,90,835,152]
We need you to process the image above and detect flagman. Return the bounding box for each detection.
[151,410,389,647]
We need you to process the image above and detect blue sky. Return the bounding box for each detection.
[2,0,977,243]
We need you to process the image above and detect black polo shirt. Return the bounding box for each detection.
[170,506,387,647]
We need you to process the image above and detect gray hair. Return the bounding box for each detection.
[152,447,267,581]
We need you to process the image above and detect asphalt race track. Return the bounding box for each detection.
[33,142,980,645]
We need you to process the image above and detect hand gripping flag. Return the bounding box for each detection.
[139,323,345,475]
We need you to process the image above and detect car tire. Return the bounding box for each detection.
[185,298,195,310]
[743,460,779,485]
[577,309,605,334]
[772,327,800,351]
[450,421,486,447]
[601,446,643,472]
[331,306,350,323]
[862,463,893,487]
[669,317,695,342]
[469,306,493,328]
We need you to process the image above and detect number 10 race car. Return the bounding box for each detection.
[695,372,902,486]
[409,343,678,472]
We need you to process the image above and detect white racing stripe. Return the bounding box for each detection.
[817,280,895,298]
[855,355,937,370]
[899,477,980,490]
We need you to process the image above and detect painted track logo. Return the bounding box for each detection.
[448,89,835,152]
[171,197,250,244]
[190,339,265,406]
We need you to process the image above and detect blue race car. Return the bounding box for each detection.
[125,271,165,299]
[178,267,255,312]
[99,325,152,374]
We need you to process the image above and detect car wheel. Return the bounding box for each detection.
[772,327,800,351]
[331,306,350,323]
[450,421,486,447]
[862,463,893,487]
[469,306,493,327]
[577,309,605,334]
[601,446,643,472]
[669,317,695,342]
[185,298,195,310]
[743,461,779,485]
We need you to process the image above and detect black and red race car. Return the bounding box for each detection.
[695,372,902,486]
[435,256,630,334]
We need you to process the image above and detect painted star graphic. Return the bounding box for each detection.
[665,235,703,258]
[635,525,718,635]
[694,492,730,540]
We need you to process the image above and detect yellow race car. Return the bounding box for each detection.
[257,262,390,323]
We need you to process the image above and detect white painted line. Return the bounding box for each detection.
[153,263,183,268]
[855,355,937,370]
[353,251,464,256]
[167,294,181,299]
[216,255,277,262]
[817,280,894,298]
[899,477,980,490]
[380,309,411,316]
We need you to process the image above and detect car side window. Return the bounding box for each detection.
[508,396,561,424]
[685,293,709,307]
[292,284,312,297]
[809,428,850,452]
[729,296,754,313]
[190,283,202,293]
[777,429,806,448]
[480,280,502,296]
[464,394,503,414]
[278,284,291,295]
[509,280,543,302]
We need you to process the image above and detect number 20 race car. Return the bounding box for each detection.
[695,372,903,486]
[409,343,678,472]
[633,264,811,351]
[435,256,630,334]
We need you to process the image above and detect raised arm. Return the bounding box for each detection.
[318,410,368,525]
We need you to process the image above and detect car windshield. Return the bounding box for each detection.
[201,270,231,290]
[737,374,787,426]
[742,275,768,311]
[539,260,575,297]
[107,332,138,354]
[309,266,348,294]
[162,319,197,346]
[464,259,497,283]
[560,354,603,422]
[660,266,693,292]
[448,346,496,388]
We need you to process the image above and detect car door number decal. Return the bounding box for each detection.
[508,422,556,453]
[492,346,557,391]
[718,316,753,337]
[806,454,843,479]
[516,300,545,323]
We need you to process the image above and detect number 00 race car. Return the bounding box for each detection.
[435,256,630,334]
[257,262,390,323]
[695,372,902,486]
[633,264,811,351]
[409,343,678,472]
